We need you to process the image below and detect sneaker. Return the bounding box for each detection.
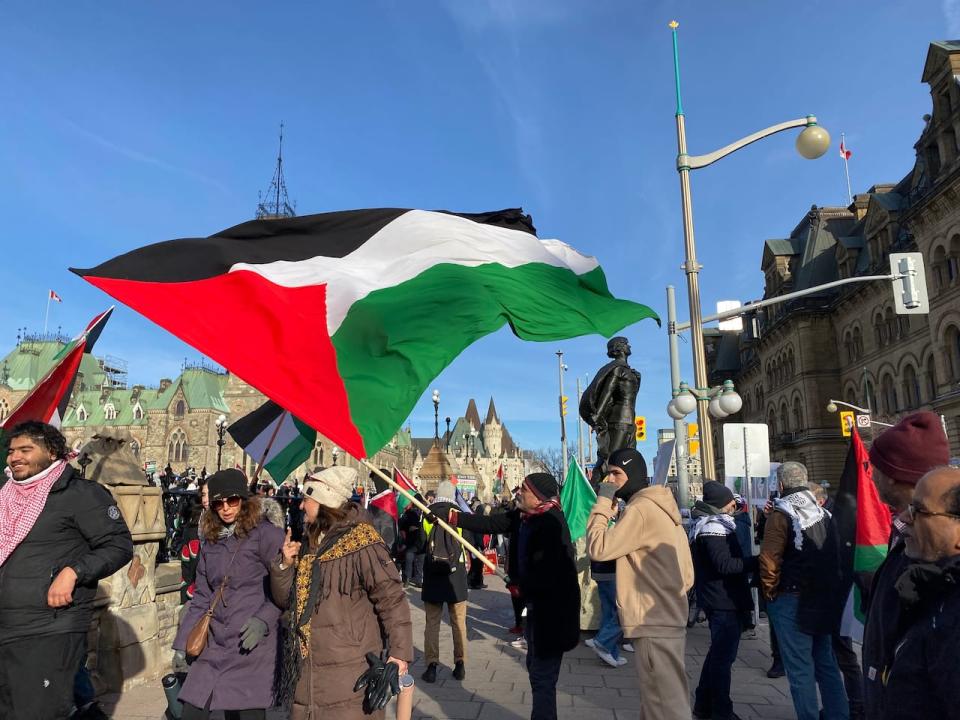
[584,637,596,650]
[452,660,466,680]
[590,643,621,668]
[766,662,785,679]
[509,637,528,650]
[615,656,627,666]
[692,703,712,719]
[507,625,523,635]
[621,642,634,653]
[421,663,438,683]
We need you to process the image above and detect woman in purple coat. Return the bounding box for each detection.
[173,469,285,719]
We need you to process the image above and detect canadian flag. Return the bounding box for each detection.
[840,139,852,160]
[49,289,62,303]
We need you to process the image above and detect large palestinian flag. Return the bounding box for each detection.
[832,428,893,641]
[72,208,658,458]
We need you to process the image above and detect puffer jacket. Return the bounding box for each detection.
[270,508,413,720]
[0,464,133,643]
[586,485,693,638]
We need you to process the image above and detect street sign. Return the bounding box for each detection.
[722,423,771,478]
[856,413,871,428]
[652,439,675,486]
[890,252,929,315]
[840,410,854,437]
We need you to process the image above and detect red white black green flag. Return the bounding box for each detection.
[72,208,657,458]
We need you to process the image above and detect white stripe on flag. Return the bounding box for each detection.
[244,412,301,466]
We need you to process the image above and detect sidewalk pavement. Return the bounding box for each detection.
[105,575,796,720]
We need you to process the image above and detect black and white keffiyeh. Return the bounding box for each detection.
[773,490,829,550]
[689,513,736,542]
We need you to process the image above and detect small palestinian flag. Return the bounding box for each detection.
[72,208,658,459]
[0,307,112,444]
[227,400,315,485]
[393,467,421,514]
[832,427,892,641]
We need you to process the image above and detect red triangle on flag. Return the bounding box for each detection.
[369,488,398,521]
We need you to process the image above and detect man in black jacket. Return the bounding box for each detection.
[0,421,133,719]
[879,465,960,717]
[690,481,758,720]
[861,411,949,719]
[451,472,579,720]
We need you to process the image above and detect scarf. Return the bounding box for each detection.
[218,522,237,539]
[773,489,829,551]
[895,556,960,608]
[0,460,70,567]
[521,497,562,519]
[276,521,384,706]
[689,511,736,542]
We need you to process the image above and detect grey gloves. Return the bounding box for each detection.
[596,482,618,500]
[239,617,268,651]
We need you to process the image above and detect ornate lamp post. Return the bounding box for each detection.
[332,446,340,466]
[432,389,440,445]
[445,416,451,452]
[215,414,228,471]
[668,20,830,480]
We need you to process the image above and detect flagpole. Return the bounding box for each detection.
[252,410,288,484]
[44,293,51,334]
[361,458,504,578]
[842,132,853,205]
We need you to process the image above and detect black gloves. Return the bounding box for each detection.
[354,652,401,713]
[239,617,268,651]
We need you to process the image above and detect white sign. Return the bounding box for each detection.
[856,414,871,428]
[722,423,771,478]
[651,439,675,486]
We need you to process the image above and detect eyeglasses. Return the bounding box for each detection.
[907,502,960,522]
[211,496,242,511]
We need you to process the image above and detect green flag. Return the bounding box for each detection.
[561,456,596,542]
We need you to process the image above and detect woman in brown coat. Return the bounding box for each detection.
[270,466,413,720]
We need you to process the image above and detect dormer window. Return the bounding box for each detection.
[175,400,186,417]
[133,403,144,420]
[103,403,117,421]
[76,405,87,422]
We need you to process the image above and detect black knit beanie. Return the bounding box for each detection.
[607,448,649,500]
[702,480,734,510]
[524,472,559,500]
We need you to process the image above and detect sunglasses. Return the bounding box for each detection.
[907,502,960,522]
[211,496,242,511]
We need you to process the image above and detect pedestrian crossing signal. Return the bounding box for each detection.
[635,416,646,442]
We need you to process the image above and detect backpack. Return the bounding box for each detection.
[425,521,463,575]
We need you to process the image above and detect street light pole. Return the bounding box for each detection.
[431,389,440,445]
[671,22,716,480]
[556,350,568,468]
[215,414,227,471]
[445,417,451,453]
[666,286,691,507]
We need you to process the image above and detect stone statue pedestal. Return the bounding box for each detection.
[90,484,171,693]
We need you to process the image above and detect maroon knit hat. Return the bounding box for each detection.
[868,411,949,484]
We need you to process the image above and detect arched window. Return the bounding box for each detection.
[767,410,778,440]
[0,399,7,422]
[103,402,116,421]
[130,440,140,457]
[926,354,939,401]
[175,400,186,417]
[845,386,858,407]
[133,404,143,420]
[168,428,188,463]
[844,332,854,364]
[792,397,803,433]
[902,365,921,410]
[780,402,790,433]
[313,442,324,466]
[934,246,947,291]
[864,380,877,412]
[947,326,960,381]
[853,327,864,358]
[881,374,898,415]
[874,315,885,348]
[898,315,910,338]
[884,308,897,345]
[76,405,87,422]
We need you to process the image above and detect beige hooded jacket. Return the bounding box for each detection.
[586,485,694,638]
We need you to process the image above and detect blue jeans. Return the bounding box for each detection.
[694,609,742,719]
[767,594,849,720]
[525,612,563,720]
[593,579,623,659]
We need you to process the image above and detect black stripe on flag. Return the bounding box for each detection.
[70,208,537,283]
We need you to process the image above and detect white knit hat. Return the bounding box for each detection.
[303,466,358,508]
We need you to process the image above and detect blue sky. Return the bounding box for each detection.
[0,1,954,457]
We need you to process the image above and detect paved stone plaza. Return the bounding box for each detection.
[105,575,797,720]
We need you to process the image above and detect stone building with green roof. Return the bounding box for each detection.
[0,335,413,484]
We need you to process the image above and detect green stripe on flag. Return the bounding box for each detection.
[333,262,657,455]
[262,416,315,485]
[561,456,597,542]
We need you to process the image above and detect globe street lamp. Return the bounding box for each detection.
[432,389,441,445]
[669,20,830,480]
[332,446,340,466]
[215,414,228,471]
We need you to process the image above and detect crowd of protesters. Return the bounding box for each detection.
[3,414,960,720]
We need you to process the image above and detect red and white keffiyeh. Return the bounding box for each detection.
[0,459,69,566]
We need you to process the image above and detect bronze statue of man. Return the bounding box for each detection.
[579,336,641,467]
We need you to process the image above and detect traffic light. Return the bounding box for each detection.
[561,395,568,416]
[635,416,646,442]
[687,422,699,457]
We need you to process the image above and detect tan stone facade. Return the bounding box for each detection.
[707,41,960,481]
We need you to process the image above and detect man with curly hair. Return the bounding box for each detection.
[0,421,133,720]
